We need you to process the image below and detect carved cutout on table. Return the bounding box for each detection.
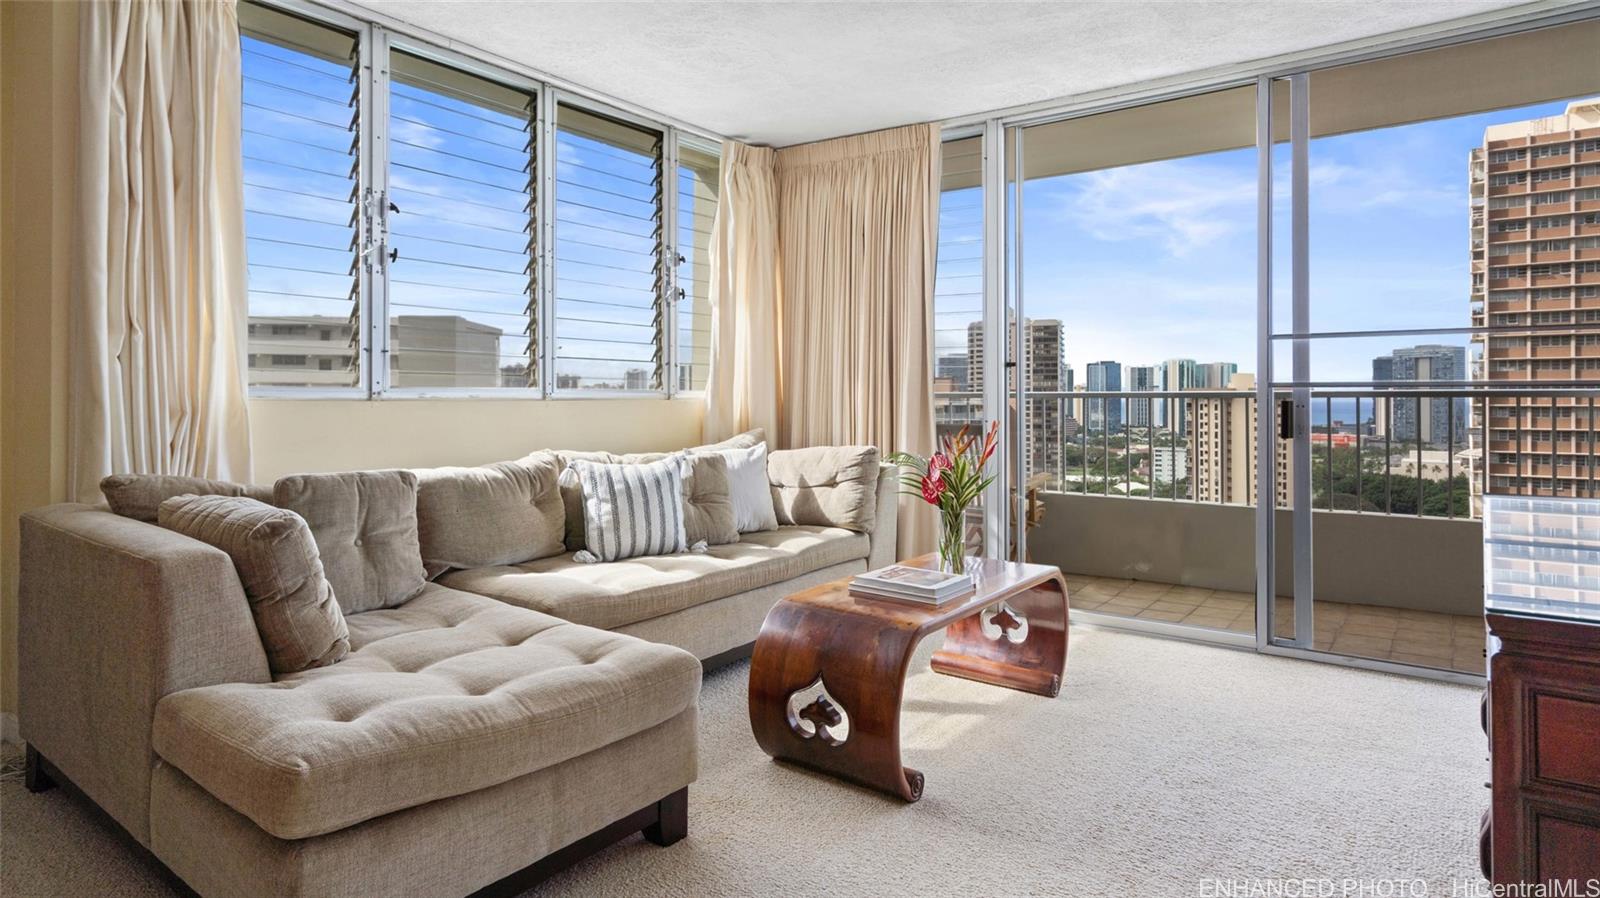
[980,601,1029,644]
[785,675,850,746]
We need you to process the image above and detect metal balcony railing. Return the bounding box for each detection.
[932,384,1600,521]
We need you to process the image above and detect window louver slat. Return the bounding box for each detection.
[554,106,668,391]
[387,50,537,390]
[241,6,361,389]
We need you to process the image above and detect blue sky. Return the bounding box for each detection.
[241,33,711,390]
[938,98,1575,387]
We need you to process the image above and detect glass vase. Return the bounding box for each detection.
[938,508,968,577]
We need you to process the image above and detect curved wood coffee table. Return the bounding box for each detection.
[748,555,1068,802]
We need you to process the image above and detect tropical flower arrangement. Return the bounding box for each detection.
[888,421,999,575]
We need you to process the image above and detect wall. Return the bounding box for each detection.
[0,0,78,728]
[1030,492,1483,617]
[249,397,706,482]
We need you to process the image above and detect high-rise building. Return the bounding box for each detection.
[936,352,969,391]
[1086,360,1122,432]
[1126,365,1158,428]
[1470,98,1600,504]
[960,319,1068,485]
[1189,373,1293,506]
[1158,358,1200,431]
[1371,344,1468,449]
[1199,362,1239,389]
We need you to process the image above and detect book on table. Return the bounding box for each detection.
[849,564,974,605]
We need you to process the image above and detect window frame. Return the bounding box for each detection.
[244,0,718,401]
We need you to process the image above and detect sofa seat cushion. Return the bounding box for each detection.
[151,584,700,840]
[437,525,869,630]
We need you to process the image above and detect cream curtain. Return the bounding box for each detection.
[773,123,940,558]
[703,142,781,443]
[71,0,252,502]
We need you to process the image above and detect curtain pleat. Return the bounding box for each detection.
[71,0,252,502]
[772,123,940,558]
[703,142,781,444]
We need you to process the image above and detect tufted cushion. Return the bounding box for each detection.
[157,495,349,675]
[767,446,881,533]
[682,453,737,546]
[151,584,701,840]
[274,469,427,614]
[101,474,274,522]
[413,453,565,578]
[439,525,869,630]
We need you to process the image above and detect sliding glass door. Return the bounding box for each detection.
[1005,86,1261,641]
[1267,23,1600,679]
[954,15,1600,680]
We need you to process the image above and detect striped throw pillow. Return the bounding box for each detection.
[567,455,700,563]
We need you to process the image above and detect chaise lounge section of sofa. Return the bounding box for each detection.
[16,442,898,898]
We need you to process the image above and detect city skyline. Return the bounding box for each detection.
[936,97,1582,386]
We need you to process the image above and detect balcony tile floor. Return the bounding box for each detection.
[1064,574,1486,675]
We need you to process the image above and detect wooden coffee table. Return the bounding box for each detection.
[748,554,1068,801]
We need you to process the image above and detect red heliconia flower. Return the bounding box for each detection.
[920,472,945,506]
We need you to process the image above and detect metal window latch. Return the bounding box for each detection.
[1279,399,1294,440]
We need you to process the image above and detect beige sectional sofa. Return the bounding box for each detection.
[17,439,897,898]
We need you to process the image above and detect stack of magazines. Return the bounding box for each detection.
[849,564,974,605]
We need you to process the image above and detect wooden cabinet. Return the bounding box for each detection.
[1485,612,1600,886]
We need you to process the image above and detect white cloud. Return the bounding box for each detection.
[1045,158,1256,257]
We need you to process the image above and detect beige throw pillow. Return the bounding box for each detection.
[696,428,765,452]
[414,452,565,577]
[102,474,274,522]
[273,470,427,614]
[158,494,349,675]
[681,452,738,546]
[767,445,881,533]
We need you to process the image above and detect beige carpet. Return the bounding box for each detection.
[1,627,1489,897]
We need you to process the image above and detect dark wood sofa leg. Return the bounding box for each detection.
[24,745,56,793]
[643,787,687,846]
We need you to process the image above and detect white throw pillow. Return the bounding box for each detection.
[708,443,779,534]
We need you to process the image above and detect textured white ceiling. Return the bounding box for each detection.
[350,0,1546,146]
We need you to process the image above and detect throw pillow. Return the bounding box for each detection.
[101,474,274,522]
[767,445,881,533]
[413,452,565,578]
[551,450,620,552]
[695,428,765,452]
[681,452,738,546]
[703,443,779,534]
[568,455,694,563]
[158,494,349,675]
[273,469,427,613]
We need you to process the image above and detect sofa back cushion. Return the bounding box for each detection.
[273,470,427,613]
[413,453,565,578]
[567,456,688,563]
[681,452,738,546]
[158,494,349,675]
[101,474,273,522]
[767,445,881,533]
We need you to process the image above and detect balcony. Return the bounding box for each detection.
[938,387,1600,678]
